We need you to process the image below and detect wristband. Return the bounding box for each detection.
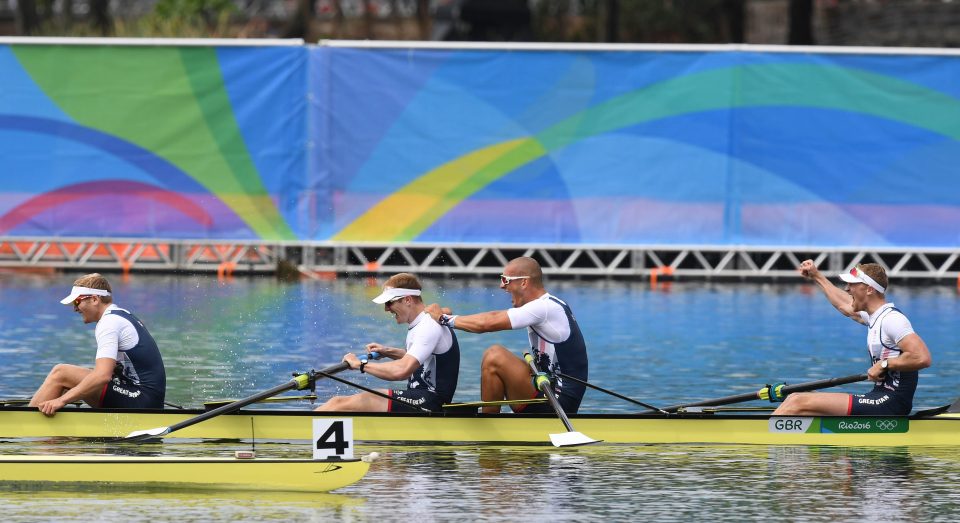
[439,314,457,329]
[359,360,367,374]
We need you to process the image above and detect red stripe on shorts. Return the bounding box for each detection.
[98,382,109,408]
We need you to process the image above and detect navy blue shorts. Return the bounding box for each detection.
[848,387,912,415]
[388,389,443,413]
[99,376,164,409]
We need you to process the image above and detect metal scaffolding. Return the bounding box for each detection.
[2,237,958,283]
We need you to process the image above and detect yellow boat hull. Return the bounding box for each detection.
[2,406,959,446]
[0,455,369,493]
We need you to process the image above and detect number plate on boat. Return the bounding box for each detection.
[313,418,354,459]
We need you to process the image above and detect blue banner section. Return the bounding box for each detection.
[2,43,959,247]
[320,48,960,247]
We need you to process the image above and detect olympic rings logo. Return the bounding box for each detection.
[876,419,898,431]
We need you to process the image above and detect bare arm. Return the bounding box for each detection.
[890,334,932,372]
[38,357,114,415]
[447,310,513,333]
[344,352,421,382]
[799,259,862,323]
[365,342,406,360]
[424,303,513,333]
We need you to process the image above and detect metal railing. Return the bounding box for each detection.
[3,237,959,282]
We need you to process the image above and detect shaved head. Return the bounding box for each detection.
[506,256,543,287]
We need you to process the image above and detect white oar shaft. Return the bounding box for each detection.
[523,353,600,447]
[540,381,576,432]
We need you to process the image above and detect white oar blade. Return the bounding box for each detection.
[549,431,602,447]
[124,426,171,440]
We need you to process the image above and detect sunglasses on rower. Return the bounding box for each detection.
[499,274,530,285]
[73,295,94,308]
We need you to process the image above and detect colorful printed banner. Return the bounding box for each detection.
[319,48,960,247]
[2,43,959,247]
[0,43,304,240]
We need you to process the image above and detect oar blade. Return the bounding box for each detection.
[124,426,171,441]
[549,431,602,448]
[122,359,353,443]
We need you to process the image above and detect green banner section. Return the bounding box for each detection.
[819,417,909,434]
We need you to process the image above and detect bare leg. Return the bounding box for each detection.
[773,392,851,416]
[28,364,98,407]
[479,344,538,414]
[314,390,391,412]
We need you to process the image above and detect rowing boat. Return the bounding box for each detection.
[0,454,371,493]
[2,405,957,446]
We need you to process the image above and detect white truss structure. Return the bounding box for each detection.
[2,237,959,282]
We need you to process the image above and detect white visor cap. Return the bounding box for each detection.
[371,287,421,304]
[60,286,112,305]
[838,266,886,294]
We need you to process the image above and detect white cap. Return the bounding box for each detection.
[60,286,111,305]
[838,266,886,294]
[371,286,421,304]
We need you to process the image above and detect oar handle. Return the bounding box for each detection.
[523,353,575,433]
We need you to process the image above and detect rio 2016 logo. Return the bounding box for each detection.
[826,417,906,433]
[876,419,899,431]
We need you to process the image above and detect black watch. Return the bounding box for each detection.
[359,360,367,374]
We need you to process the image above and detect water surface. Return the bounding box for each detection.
[1,272,958,521]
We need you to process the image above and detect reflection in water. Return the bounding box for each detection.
[0,488,363,522]
[340,444,960,521]
[2,438,960,520]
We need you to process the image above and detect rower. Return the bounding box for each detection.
[29,273,167,416]
[315,273,460,412]
[773,261,932,416]
[426,256,589,415]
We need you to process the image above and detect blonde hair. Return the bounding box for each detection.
[384,273,422,302]
[858,263,889,293]
[73,273,113,304]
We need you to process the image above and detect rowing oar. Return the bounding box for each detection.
[443,398,548,409]
[656,373,870,414]
[312,369,432,413]
[913,397,960,418]
[0,399,185,409]
[556,372,668,414]
[523,353,600,447]
[124,353,379,441]
[203,394,318,410]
